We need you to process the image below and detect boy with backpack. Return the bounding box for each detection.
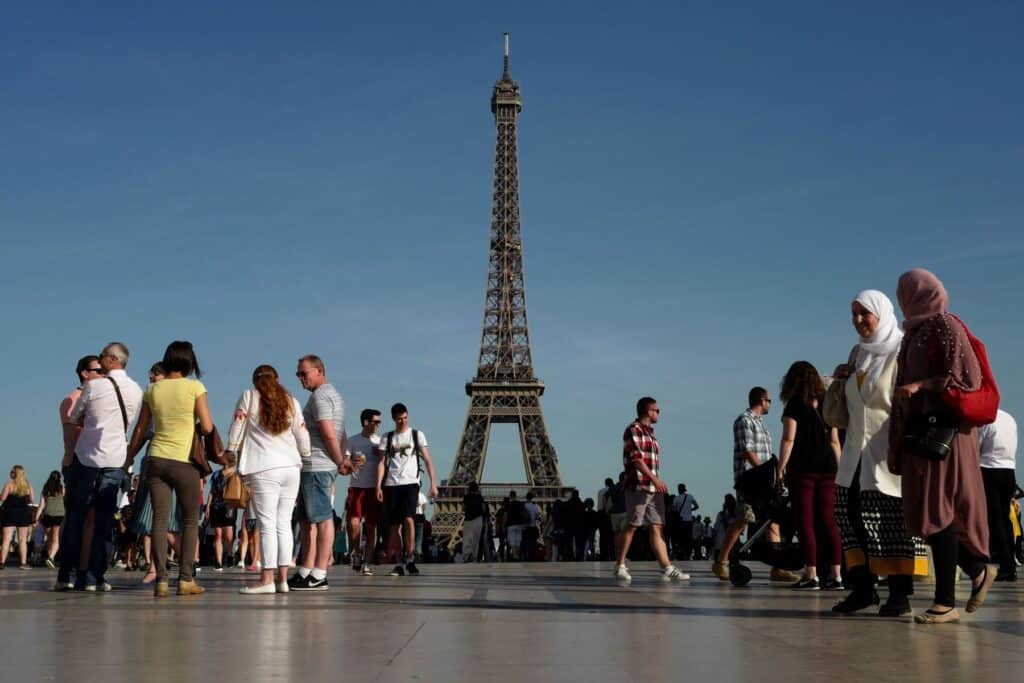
[375,403,438,576]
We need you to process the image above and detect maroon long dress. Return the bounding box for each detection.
[888,313,989,558]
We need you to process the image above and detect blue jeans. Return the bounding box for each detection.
[59,455,125,584]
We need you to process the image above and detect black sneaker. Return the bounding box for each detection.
[292,575,329,591]
[822,577,845,591]
[287,573,309,590]
[791,577,821,591]
[301,576,328,591]
[350,555,361,572]
[405,561,420,576]
[389,565,405,576]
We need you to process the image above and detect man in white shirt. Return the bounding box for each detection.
[375,403,438,577]
[345,408,383,575]
[979,409,1019,581]
[59,342,142,592]
[672,483,699,560]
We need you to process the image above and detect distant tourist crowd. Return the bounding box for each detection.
[0,268,1018,625]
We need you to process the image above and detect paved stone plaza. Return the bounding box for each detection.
[2,561,1022,682]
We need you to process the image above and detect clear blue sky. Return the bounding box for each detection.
[3,3,1022,513]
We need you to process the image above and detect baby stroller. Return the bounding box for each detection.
[728,456,801,587]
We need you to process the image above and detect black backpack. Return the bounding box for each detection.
[384,429,423,480]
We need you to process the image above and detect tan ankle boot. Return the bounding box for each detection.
[177,579,205,596]
[713,561,730,581]
[153,581,170,598]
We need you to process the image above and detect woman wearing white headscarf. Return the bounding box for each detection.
[824,290,926,617]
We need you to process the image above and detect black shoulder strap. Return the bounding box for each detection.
[107,377,129,435]
[385,431,395,462]
[413,429,424,475]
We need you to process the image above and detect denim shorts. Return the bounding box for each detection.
[298,470,336,523]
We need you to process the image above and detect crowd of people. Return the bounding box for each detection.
[0,268,1019,626]
[0,341,444,595]
[603,268,1019,625]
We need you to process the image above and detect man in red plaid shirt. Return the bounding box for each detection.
[613,396,688,583]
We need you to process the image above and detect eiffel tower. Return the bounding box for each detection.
[432,34,569,549]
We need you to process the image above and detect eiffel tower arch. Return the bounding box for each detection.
[433,34,571,549]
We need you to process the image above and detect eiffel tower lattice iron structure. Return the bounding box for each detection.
[432,34,570,549]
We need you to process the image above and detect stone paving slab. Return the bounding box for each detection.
[1,561,1021,682]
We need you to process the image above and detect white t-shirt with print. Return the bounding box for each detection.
[348,433,382,489]
[382,429,428,487]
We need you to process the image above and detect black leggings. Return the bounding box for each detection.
[928,524,986,608]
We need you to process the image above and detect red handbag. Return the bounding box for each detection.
[941,315,999,426]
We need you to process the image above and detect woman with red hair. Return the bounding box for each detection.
[226,365,311,594]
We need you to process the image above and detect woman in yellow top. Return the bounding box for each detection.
[127,341,213,598]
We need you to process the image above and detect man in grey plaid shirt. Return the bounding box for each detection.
[713,387,800,583]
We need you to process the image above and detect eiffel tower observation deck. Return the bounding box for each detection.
[432,34,571,549]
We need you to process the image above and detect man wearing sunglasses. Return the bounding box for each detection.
[56,355,104,588]
[343,409,384,575]
[615,396,688,584]
[60,355,104,470]
[291,354,349,591]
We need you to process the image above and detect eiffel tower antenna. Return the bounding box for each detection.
[433,34,568,549]
[503,32,510,78]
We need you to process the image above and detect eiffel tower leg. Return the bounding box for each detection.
[431,397,495,551]
[451,395,494,487]
[518,395,560,487]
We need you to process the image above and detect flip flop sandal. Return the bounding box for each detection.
[966,564,997,613]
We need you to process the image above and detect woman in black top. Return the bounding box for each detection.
[778,361,843,590]
[1,466,36,570]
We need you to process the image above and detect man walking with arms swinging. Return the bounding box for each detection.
[614,397,688,584]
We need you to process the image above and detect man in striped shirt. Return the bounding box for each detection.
[613,396,688,584]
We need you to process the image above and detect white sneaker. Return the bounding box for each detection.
[239,583,277,595]
[614,564,632,582]
[275,581,290,594]
[662,565,690,582]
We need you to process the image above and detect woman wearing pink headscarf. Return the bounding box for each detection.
[888,268,995,624]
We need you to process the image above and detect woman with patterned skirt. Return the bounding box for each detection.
[825,289,926,616]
